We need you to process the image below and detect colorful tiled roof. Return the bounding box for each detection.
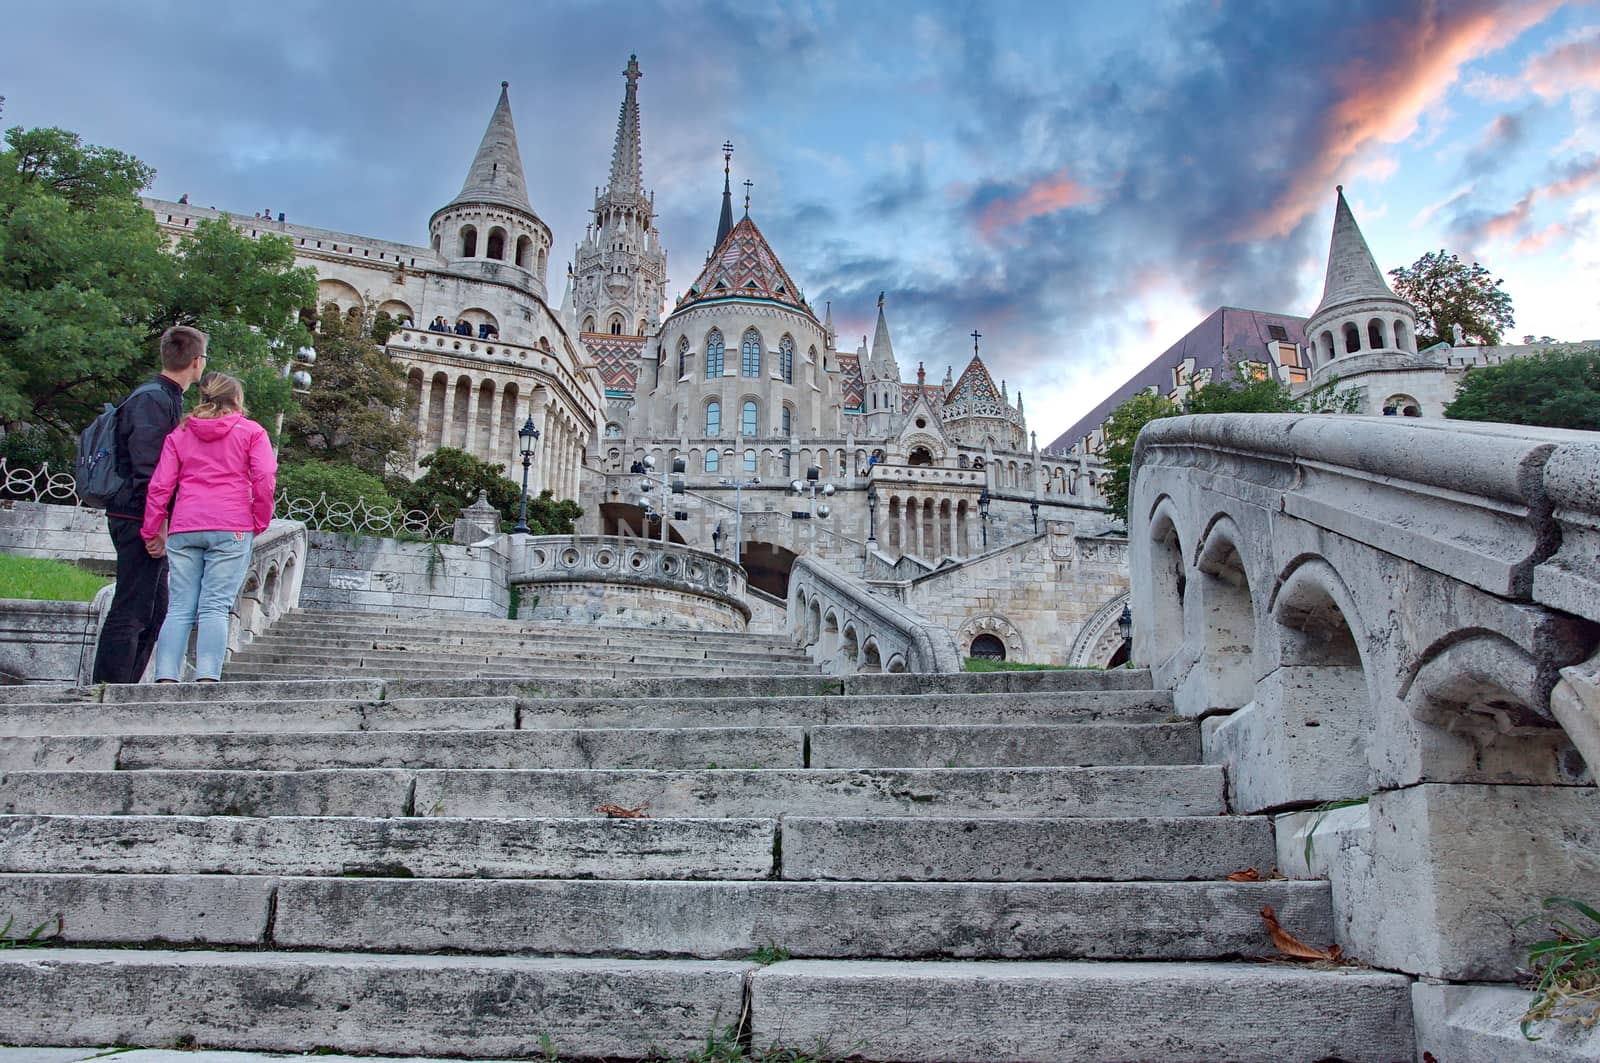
[945,355,1002,408]
[901,384,946,412]
[672,216,816,321]
[836,353,865,411]
[583,333,646,396]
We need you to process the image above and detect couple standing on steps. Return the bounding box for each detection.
[91,325,278,685]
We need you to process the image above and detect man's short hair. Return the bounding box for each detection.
[160,326,208,371]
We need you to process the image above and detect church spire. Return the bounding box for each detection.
[1310,185,1398,319]
[607,55,644,197]
[447,82,534,216]
[871,291,897,370]
[715,141,735,250]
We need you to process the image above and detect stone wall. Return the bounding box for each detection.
[0,501,115,568]
[789,556,961,674]
[299,531,512,618]
[899,521,1129,666]
[0,597,106,683]
[509,535,749,631]
[1129,413,1599,985]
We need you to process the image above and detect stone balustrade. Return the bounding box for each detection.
[788,555,962,674]
[866,463,986,489]
[509,534,750,631]
[1129,413,1599,984]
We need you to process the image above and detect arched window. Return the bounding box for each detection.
[604,422,623,438]
[486,227,507,260]
[582,315,596,333]
[677,336,690,378]
[742,329,762,377]
[706,331,725,378]
[705,401,721,436]
[1383,394,1423,417]
[515,235,532,267]
[705,449,720,472]
[743,448,757,473]
[1394,319,1411,352]
[1368,318,1385,350]
[459,225,478,258]
[779,335,794,384]
[742,400,759,436]
[1320,330,1335,363]
[781,405,792,436]
[1343,323,1361,354]
[432,233,441,252]
[970,634,1006,660]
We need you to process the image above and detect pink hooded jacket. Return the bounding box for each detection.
[142,413,277,541]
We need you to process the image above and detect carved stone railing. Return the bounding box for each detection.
[509,534,750,631]
[788,555,961,674]
[1128,412,1599,987]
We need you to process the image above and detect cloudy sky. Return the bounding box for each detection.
[5,0,1598,445]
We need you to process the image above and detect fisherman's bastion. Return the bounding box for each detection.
[1,54,1597,1063]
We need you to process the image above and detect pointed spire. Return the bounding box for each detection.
[447,82,534,216]
[1017,391,1025,414]
[607,55,644,197]
[715,141,735,250]
[871,292,896,368]
[1310,185,1399,319]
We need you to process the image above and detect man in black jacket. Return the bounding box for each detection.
[91,326,209,683]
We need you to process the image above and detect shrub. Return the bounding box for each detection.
[277,461,395,511]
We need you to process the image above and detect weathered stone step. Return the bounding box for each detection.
[249,630,816,663]
[746,959,1416,1062]
[0,873,1333,961]
[0,765,1224,818]
[0,949,748,1059]
[3,721,1198,772]
[226,646,813,673]
[1,690,1177,744]
[223,657,819,681]
[0,813,1267,882]
[282,607,802,642]
[0,814,774,879]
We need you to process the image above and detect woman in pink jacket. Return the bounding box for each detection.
[143,372,277,682]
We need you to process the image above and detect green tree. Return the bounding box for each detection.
[0,125,317,447]
[1444,347,1600,430]
[1389,249,1515,347]
[400,447,582,532]
[1099,392,1181,523]
[282,306,415,474]
[277,460,397,511]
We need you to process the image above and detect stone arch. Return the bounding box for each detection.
[884,653,908,673]
[806,598,822,647]
[821,608,842,663]
[278,556,297,615]
[1068,592,1133,668]
[515,235,532,268]
[1367,317,1386,350]
[316,279,363,316]
[261,564,280,621]
[1194,514,1258,715]
[459,307,498,335]
[1342,322,1361,354]
[908,446,933,466]
[459,224,478,257]
[1383,393,1422,417]
[1266,556,1374,803]
[1393,318,1411,353]
[582,315,597,333]
[378,299,414,325]
[486,226,508,261]
[1320,330,1335,363]
[1142,498,1187,666]
[498,383,520,455]
[959,615,1026,662]
[608,313,625,335]
[537,248,547,275]
[860,637,884,674]
[840,624,861,670]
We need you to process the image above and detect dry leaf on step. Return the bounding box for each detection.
[1226,867,1262,881]
[1261,905,1342,961]
[597,802,650,819]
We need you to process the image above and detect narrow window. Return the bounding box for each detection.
[677,336,690,378]
[779,335,794,384]
[781,406,792,436]
[743,448,757,472]
[706,401,721,436]
[742,400,759,436]
[742,329,762,377]
[706,331,725,377]
[705,449,721,472]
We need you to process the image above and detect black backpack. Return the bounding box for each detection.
[74,382,165,509]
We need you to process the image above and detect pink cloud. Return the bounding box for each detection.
[976,169,1096,239]
[1525,29,1600,97]
[1244,0,1561,240]
[1514,217,1584,254]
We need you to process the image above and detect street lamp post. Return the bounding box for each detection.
[1030,498,1039,534]
[866,484,878,546]
[790,465,835,521]
[1117,603,1133,667]
[978,488,992,548]
[273,344,316,458]
[512,416,540,534]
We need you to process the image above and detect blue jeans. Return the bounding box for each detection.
[153,530,254,681]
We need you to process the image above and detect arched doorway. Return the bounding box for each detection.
[740,541,799,598]
[970,633,1006,660]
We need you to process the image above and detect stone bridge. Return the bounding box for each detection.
[1130,413,1599,993]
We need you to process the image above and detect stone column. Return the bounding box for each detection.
[947,502,958,557]
[486,378,503,464]
[463,378,480,457]
[527,391,549,496]
[415,376,433,451]
[443,378,460,449]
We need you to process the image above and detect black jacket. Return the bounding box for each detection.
[106,375,184,521]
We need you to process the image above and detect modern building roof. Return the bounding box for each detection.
[1308,186,1400,322]
[1045,306,1309,454]
[442,83,537,218]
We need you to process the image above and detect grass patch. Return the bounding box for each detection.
[963,658,1086,672]
[0,553,110,602]
[1521,897,1600,1038]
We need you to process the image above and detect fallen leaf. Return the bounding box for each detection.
[596,802,650,819]
[1227,868,1262,882]
[1423,1053,1438,1063]
[1261,905,1343,961]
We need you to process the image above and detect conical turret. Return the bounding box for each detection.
[1304,186,1418,366]
[869,292,899,378]
[446,82,535,216]
[1310,186,1398,320]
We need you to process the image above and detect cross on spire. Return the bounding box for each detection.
[723,141,734,171]
[971,330,983,357]
[742,179,753,214]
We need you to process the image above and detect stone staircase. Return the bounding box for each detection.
[0,628,1415,1061]
[222,609,823,680]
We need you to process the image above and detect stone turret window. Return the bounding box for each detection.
[742,400,759,436]
[486,227,507,260]
[706,331,725,378]
[742,329,763,378]
[516,235,532,268]
[780,335,794,384]
[1343,323,1361,354]
[1368,319,1385,349]
[460,225,478,258]
[705,401,721,436]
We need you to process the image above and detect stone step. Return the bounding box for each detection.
[248,630,816,662]
[0,949,749,1060]
[1,813,1268,882]
[745,959,1416,1062]
[283,607,801,642]
[0,765,1225,818]
[0,873,1333,961]
[222,658,820,681]
[12,721,1192,772]
[0,814,774,879]
[226,644,813,671]
[0,950,1416,1062]
[1,690,1177,742]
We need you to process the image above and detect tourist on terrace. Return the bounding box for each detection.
[429,316,449,332]
[142,372,277,683]
[454,320,472,336]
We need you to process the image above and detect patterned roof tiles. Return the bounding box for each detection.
[835,353,865,411]
[944,355,1002,407]
[673,216,816,321]
[583,333,646,395]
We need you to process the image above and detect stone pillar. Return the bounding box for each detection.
[463,378,480,457]
[415,377,433,451]
[486,379,503,464]
[528,391,549,496]
[443,378,460,449]
[947,502,958,557]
